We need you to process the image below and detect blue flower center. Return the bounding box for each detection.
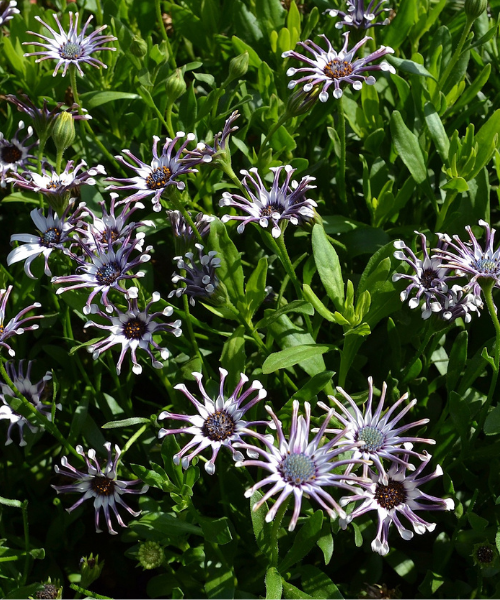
[123,318,147,340]
[279,452,315,485]
[356,425,385,452]
[374,479,406,510]
[146,166,172,190]
[60,42,84,60]
[473,257,499,274]
[95,263,120,285]
[202,410,235,441]
[40,227,61,247]
[324,59,354,79]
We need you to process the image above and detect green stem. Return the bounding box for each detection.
[437,17,473,94]
[55,148,64,175]
[400,320,434,382]
[270,496,290,567]
[257,114,289,162]
[218,161,247,195]
[21,500,29,585]
[268,231,303,301]
[95,0,103,26]
[155,0,169,42]
[227,305,267,353]
[435,190,458,231]
[165,104,175,138]
[337,95,347,204]
[121,424,148,459]
[182,294,204,368]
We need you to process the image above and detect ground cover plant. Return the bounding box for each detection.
[0,0,500,598]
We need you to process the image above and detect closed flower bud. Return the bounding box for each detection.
[138,541,164,570]
[464,0,487,20]
[79,553,104,588]
[284,86,320,119]
[166,68,186,105]
[51,112,75,153]
[226,52,249,83]
[130,35,148,58]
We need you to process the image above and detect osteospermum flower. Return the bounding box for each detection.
[339,447,454,556]
[219,165,317,238]
[320,378,435,483]
[23,12,117,77]
[158,368,268,475]
[434,221,500,296]
[0,286,43,357]
[7,202,85,279]
[0,1,19,27]
[168,210,214,241]
[440,284,483,324]
[52,235,151,314]
[0,121,37,188]
[168,244,222,306]
[52,442,149,534]
[84,287,182,375]
[0,360,59,446]
[106,133,208,213]
[326,0,390,30]
[283,31,395,101]
[235,400,368,531]
[186,111,240,162]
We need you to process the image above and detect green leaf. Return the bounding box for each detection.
[221,325,246,391]
[79,91,140,109]
[464,23,499,52]
[302,284,338,323]
[484,404,500,435]
[245,257,268,318]
[256,0,286,35]
[442,177,469,192]
[418,571,445,597]
[208,219,245,304]
[390,111,429,186]
[102,417,150,429]
[199,516,233,545]
[265,567,283,600]
[447,330,468,396]
[262,345,331,374]
[193,72,215,87]
[351,521,363,547]
[316,530,334,566]
[256,300,314,329]
[468,512,488,531]
[301,565,344,599]
[470,109,500,181]
[282,582,313,600]
[383,0,418,50]
[449,391,470,443]
[278,511,323,572]
[2,36,25,78]
[250,491,274,563]
[387,56,436,80]
[232,35,262,68]
[424,102,450,162]
[312,224,344,312]
[294,371,335,402]
[130,463,176,493]
[131,511,202,537]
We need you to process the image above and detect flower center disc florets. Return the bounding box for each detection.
[324,59,354,80]
[34,584,59,599]
[279,452,316,485]
[477,546,494,564]
[96,263,120,285]
[146,166,172,190]
[46,180,62,191]
[356,425,385,452]
[473,257,500,275]
[261,203,285,218]
[123,318,147,340]
[202,410,236,441]
[0,325,4,335]
[374,479,407,510]
[60,42,84,60]
[420,268,439,289]
[90,475,115,496]
[41,227,61,247]
[1,144,23,164]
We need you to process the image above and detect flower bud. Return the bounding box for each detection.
[471,542,499,569]
[284,86,320,119]
[464,0,487,20]
[79,553,104,588]
[226,52,249,83]
[166,69,187,105]
[138,541,164,570]
[130,35,148,58]
[51,112,75,153]
[32,579,63,599]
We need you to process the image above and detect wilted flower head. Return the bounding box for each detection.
[0,1,19,27]
[0,121,37,187]
[326,0,390,30]
[283,31,395,101]
[220,165,317,238]
[158,368,268,475]
[23,12,117,77]
[0,286,43,357]
[186,111,240,162]
[235,400,368,531]
[321,377,435,483]
[106,133,208,213]
[168,244,222,306]
[84,287,182,375]
[340,447,454,556]
[52,442,149,534]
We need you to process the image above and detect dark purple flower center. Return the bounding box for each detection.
[261,203,285,218]
[202,410,235,441]
[279,452,316,485]
[324,59,354,79]
[421,268,439,289]
[476,546,495,564]
[146,166,172,190]
[356,425,385,452]
[90,475,115,496]
[1,143,23,164]
[60,42,84,60]
[40,227,61,247]
[123,318,147,340]
[95,262,121,285]
[374,480,407,510]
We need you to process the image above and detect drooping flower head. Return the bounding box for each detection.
[84,287,182,375]
[0,286,43,357]
[186,111,240,163]
[434,220,500,296]
[219,165,317,238]
[326,0,390,30]
[168,244,222,307]
[340,447,454,556]
[0,360,58,446]
[7,202,85,279]
[167,210,214,242]
[0,121,37,187]
[321,378,435,483]
[52,442,149,534]
[0,1,20,27]
[106,133,209,213]
[439,284,483,324]
[158,368,268,475]
[235,400,369,531]
[23,12,117,77]
[283,31,395,101]
[52,235,152,315]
